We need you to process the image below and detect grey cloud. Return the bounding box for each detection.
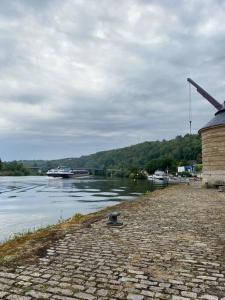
[0,0,224,160]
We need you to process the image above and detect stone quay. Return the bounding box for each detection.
[0,183,225,299]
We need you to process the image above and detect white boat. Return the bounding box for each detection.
[47,167,74,178]
[168,176,189,184]
[167,176,180,184]
[47,167,89,179]
[147,170,168,184]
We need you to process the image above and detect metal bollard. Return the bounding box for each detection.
[107,212,123,226]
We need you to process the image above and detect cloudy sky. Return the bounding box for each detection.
[0,0,225,160]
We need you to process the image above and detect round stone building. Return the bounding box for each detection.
[199,109,225,185]
[187,78,225,186]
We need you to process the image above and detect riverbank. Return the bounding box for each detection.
[0,176,153,241]
[0,183,225,299]
[0,187,159,267]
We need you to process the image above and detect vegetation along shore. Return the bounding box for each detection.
[2,134,202,178]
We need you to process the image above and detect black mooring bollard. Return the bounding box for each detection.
[107,211,123,226]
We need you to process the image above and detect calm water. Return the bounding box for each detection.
[0,176,157,242]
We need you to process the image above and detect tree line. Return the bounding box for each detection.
[21,134,202,178]
[0,160,31,176]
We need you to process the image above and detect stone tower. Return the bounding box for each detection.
[187,78,225,185]
[199,109,225,185]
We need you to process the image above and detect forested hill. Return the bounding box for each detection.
[22,134,201,174]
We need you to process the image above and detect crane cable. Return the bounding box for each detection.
[188,81,192,134]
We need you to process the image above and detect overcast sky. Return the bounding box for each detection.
[0,0,225,160]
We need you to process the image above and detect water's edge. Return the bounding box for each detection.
[0,176,163,242]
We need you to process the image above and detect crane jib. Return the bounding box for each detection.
[187,78,223,111]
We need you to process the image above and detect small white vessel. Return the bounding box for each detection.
[147,170,168,184]
[168,176,189,184]
[47,167,74,178]
[47,167,89,179]
[167,176,180,184]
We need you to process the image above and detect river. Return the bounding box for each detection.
[0,176,159,242]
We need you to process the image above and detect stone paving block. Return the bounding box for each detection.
[52,296,79,300]
[96,289,108,297]
[85,287,96,294]
[197,276,217,281]
[75,292,95,300]
[16,276,31,282]
[26,290,53,299]
[199,295,218,300]
[155,292,171,299]
[0,283,10,291]
[172,296,190,300]
[6,295,32,300]
[0,278,15,285]
[0,273,17,279]
[181,291,197,298]
[127,294,144,300]
[141,290,155,297]
[47,287,74,297]
[15,281,32,288]
[0,291,8,298]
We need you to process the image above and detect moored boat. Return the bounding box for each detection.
[147,170,168,184]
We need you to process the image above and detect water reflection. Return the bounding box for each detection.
[0,176,156,242]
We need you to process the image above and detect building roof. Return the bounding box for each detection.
[199,109,225,133]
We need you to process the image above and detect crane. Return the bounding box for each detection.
[187,78,223,111]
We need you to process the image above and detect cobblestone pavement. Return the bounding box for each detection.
[0,184,225,299]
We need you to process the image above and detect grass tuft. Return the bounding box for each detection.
[0,212,87,267]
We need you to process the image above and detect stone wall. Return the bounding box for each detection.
[201,125,225,185]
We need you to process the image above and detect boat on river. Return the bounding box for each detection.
[147,170,168,184]
[47,167,89,179]
[168,176,189,184]
[148,171,190,185]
